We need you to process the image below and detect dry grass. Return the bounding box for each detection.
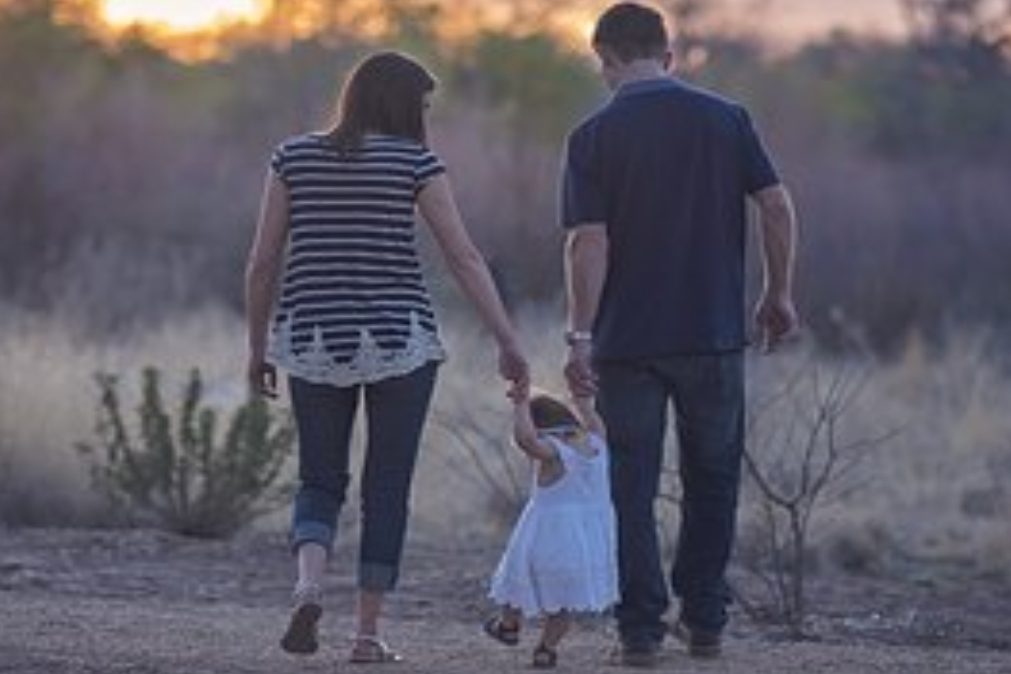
[1,304,1008,579]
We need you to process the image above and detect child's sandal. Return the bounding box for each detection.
[483,616,520,646]
[532,643,558,669]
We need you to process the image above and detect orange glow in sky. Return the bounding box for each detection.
[100,0,268,31]
[94,0,906,45]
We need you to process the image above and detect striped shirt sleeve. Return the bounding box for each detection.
[269,142,289,184]
[414,148,446,192]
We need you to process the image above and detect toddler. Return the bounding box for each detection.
[484,386,618,668]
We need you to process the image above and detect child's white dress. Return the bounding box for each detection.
[489,432,618,617]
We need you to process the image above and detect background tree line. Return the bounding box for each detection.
[1,0,1009,355]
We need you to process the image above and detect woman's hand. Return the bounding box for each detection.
[498,342,530,395]
[247,355,278,398]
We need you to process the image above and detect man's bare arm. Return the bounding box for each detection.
[563,223,608,394]
[564,223,609,334]
[751,184,799,350]
[753,184,796,298]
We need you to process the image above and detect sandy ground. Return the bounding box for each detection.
[1,528,1009,673]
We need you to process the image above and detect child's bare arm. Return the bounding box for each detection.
[512,397,557,462]
[572,395,606,439]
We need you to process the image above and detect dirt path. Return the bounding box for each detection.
[1,529,1009,673]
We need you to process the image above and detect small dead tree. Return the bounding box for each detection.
[736,362,895,637]
[431,405,529,531]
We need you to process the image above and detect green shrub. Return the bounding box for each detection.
[77,366,295,538]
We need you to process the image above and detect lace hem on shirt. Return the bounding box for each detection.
[266,312,445,387]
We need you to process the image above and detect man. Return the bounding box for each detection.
[561,2,799,667]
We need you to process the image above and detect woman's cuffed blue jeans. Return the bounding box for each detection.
[288,362,438,592]
[596,352,744,644]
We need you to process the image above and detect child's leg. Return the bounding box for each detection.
[539,611,571,649]
[532,612,570,668]
[501,605,522,630]
[484,605,522,645]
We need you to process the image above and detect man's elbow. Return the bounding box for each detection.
[567,224,608,260]
[754,186,794,228]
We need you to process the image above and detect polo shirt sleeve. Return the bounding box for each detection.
[737,107,780,194]
[561,124,606,229]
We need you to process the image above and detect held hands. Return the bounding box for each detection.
[754,292,800,353]
[506,378,529,404]
[498,340,530,397]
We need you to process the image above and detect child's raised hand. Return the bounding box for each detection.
[507,379,530,404]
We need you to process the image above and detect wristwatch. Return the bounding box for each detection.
[564,330,593,346]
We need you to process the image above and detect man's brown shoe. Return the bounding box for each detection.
[672,620,721,658]
[609,640,661,668]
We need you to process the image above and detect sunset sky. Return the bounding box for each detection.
[95,0,908,45]
[100,0,269,31]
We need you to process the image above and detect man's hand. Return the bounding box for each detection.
[754,293,800,352]
[564,341,597,397]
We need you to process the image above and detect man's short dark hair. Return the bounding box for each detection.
[592,2,669,63]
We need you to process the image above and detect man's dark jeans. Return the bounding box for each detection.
[288,362,438,592]
[596,352,744,644]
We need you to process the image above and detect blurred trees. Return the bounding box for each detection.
[0,0,1009,352]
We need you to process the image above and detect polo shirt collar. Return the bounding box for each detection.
[614,77,678,99]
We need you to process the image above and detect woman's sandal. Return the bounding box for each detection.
[483,616,520,646]
[532,643,558,669]
[280,584,323,655]
[349,635,404,664]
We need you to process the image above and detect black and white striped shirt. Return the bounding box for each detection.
[266,132,446,386]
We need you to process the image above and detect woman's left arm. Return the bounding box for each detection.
[417,174,529,389]
[244,172,289,397]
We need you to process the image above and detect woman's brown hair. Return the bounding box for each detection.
[326,51,436,153]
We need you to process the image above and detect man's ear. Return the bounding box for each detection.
[662,49,674,73]
[595,44,622,69]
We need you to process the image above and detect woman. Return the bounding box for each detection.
[244,51,528,663]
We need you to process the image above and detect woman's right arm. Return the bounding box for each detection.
[244,172,289,396]
[417,174,529,388]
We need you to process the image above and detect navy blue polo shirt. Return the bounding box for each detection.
[562,77,780,359]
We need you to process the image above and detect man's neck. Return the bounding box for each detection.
[613,60,669,89]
